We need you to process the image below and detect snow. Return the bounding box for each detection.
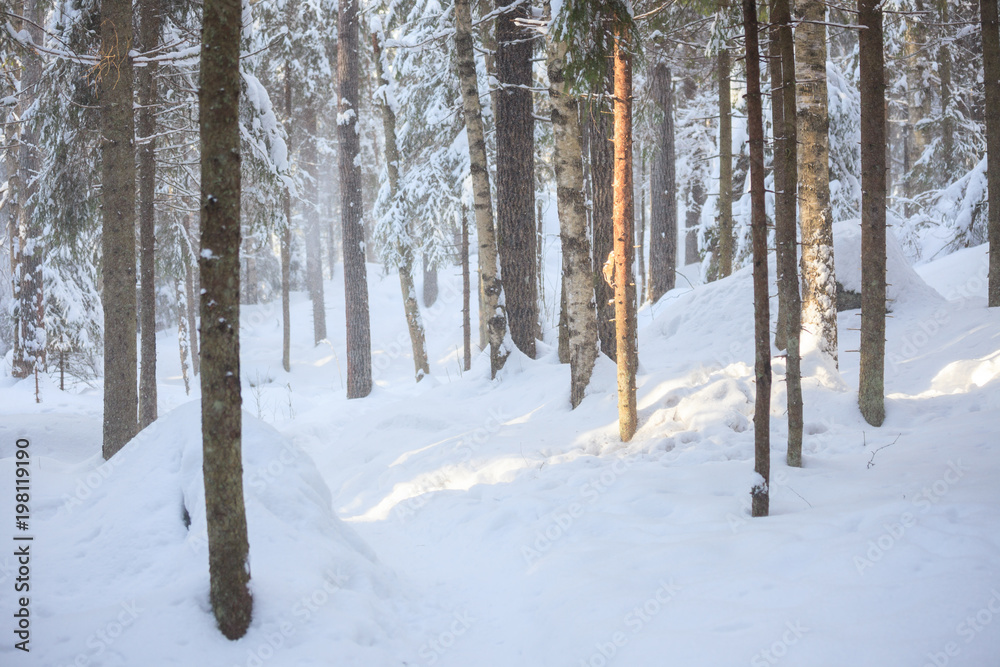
[2,238,999,666]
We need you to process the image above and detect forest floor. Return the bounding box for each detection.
[1,232,999,666]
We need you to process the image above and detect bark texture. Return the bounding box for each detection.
[590,98,616,360]
[859,0,887,425]
[373,29,429,381]
[101,0,139,458]
[494,0,537,357]
[281,66,292,373]
[303,104,327,345]
[198,0,252,637]
[772,0,803,466]
[548,34,598,409]
[462,207,472,372]
[138,0,161,428]
[338,0,373,397]
[984,0,1000,307]
[743,0,770,517]
[455,0,508,376]
[613,31,637,442]
[794,0,839,363]
[649,62,676,302]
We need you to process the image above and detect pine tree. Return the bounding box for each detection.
[648,62,677,302]
[198,0,252,637]
[716,3,734,279]
[984,0,1000,306]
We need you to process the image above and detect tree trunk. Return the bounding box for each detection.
[983,0,1000,307]
[772,0,803,466]
[904,0,929,213]
[649,62,677,302]
[338,0,373,397]
[637,155,647,304]
[613,29,637,441]
[462,206,472,372]
[137,0,161,428]
[101,0,139,458]
[184,215,200,376]
[794,0,839,364]
[717,44,734,279]
[590,96,616,360]
[303,104,327,345]
[176,278,191,395]
[422,254,438,307]
[494,0,537,358]
[743,0,770,517]
[373,28,430,382]
[455,0,508,377]
[198,0,252,637]
[859,0,887,425]
[281,65,292,373]
[6,4,24,379]
[938,0,954,174]
[547,31,598,409]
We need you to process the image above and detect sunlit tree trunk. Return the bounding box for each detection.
[591,95,616,360]
[649,62,676,302]
[717,40,734,279]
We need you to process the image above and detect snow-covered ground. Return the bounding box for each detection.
[1,234,999,667]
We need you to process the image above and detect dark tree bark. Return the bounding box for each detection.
[303,104,328,345]
[184,215,200,376]
[338,0,373,397]
[637,155,647,304]
[137,0,161,428]
[494,0,537,358]
[198,0,252,638]
[462,207,471,372]
[717,42,734,279]
[771,0,803,466]
[101,0,139,458]
[859,0,887,426]
[649,62,677,302]
[984,0,1000,307]
[590,97,616,360]
[613,28,637,442]
[743,0,770,517]
[938,0,954,174]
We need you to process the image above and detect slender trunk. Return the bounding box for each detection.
[717,45,734,279]
[198,0,252,637]
[373,29,429,381]
[772,0,802,465]
[983,0,1000,307]
[743,0,770,517]
[6,4,23,379]
[303,104,327,344]
[649,62,677,302]
[590,96,616,359]
[462,206,472,372]
[101,0,139,458]
[613,30,637,441]
[794,0,839,364]
[422,254,438,306]
[859,0,887,424]
[338,0,372,397]
[282,63,292,373]
[137,0,161,428]
[495,0,537,358]
[938,0,954,174]
[548,30,598,409]
[455,0,508,376]
[637,155,646,304]
[904,0,928,212]
[183,215,200,376]
[536,199,544,341]
[771,17,787,353]
[176,278,191,395]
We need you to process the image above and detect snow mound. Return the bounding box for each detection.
[833,219,943,307]
[29,401,409,667]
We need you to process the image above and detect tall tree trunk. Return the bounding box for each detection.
[547,29,598,409]
[137,0,161,428]
[303,104,327,345]
[649,62,677,302]
[455,0,508,377]
[984,0,1000,307]
[198,0,252,638]
[613,29,637,442]
[462,206,472,372]
[637,155,647,304]
[794,0,839,364]
[422,254,438,307]
[859,0,887,425]
[494,0,537,358]
[772,0,803,466]
[184,215,200,376]
[101,0,139,458]
[717,43,734,279]
[938,0,954,174]
[904,0,929,213]
[6,3,24,379]
[685,178,704,266]
[590,96,616,360]
[373,28,430,382]
[281,65,292,373]
[338,0,372,397]
[743,0,770,517]
[176,278,191,395]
